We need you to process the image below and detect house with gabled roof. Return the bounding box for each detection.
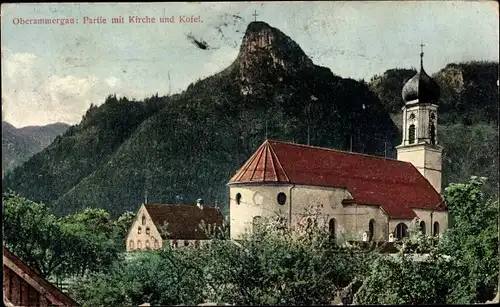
[227,50,448,242]
[126,200,224,251]
[3,246,79,306]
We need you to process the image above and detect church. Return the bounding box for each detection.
[228,49,448,242]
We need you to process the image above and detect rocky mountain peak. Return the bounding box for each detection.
[232,21,314,95]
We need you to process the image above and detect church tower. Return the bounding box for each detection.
[396,45,443,193]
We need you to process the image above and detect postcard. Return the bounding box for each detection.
[2,2,499,306]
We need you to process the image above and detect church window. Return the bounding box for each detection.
[420,221,426,234]
[408,125,416,144]
[138,226,142,234]
[137,240,142,249]
[395,223,408,239]
[146,227,150,234]
[145,240,150,249]
[129,240,134,250]
[142,215,146,225]
[433,222,440,236]
[329,218,336,238]
[429,123,436,145]
[369,219,375,241]
[253,216,262,233]
[236,193,242,205]
[277,192,287,205]
[154,239,159,248]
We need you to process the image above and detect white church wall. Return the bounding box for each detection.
[413,208,448,236]
[229,184,293,239]
[229,184,390,242]
[289,185,388,241]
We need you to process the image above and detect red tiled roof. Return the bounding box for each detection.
[144,204,224,240]
[3,246,79,306]
[228,140,445,218]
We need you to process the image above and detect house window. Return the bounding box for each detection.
[129,240,134,250]
[277,192,286,205]
[420,221,426,234]
[329,218,336,238]
[154,240,159,248]
[253,216,262,233]
[146,227,150,235]
[137,240,142,249]
[145,240,150,249]
[236,193,242,205]
[142,215,146,225]
[368,219,375,241]
[138,226,142,234]
[433,222,440,236]
[395,223,408,239]
[408,124,416,144]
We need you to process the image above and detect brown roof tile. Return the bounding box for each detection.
[144,204,224,240]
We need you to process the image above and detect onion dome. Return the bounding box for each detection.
[402,50,440,104]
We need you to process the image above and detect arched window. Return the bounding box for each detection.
[138,226,142,234]
[145,240,150,249]
[146,227,150,235]
[142,215,146,225]
[419,221,426,235]
[395,223,408,239]
[329,218,336,238]
[137,240,142,249]
[172,240,178,248]
[369,219,375,241]
[253,216,262,233]
[433,222,440,236]
[236,193,242,205]
[429,123,436,145]
[184,240,189,247]
[408,124,416,144]
[129,240,134,250]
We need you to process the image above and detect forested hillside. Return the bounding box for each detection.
[4,22,398,217]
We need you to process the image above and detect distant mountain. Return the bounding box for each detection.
[3,21,398,217]
[2,121,70,173]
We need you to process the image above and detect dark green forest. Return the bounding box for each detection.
[3,22,498,217]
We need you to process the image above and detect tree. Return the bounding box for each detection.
[2,192,123,279]
[441,176,498,303]
[2,191,81,278]
[353,221,451,305]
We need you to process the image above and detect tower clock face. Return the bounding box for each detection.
[253,192,264,206]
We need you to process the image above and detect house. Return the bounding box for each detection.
[227,50,448,241]
[126,200,224,251]
[3,246,79,306]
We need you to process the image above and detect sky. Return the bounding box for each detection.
[1,1,498,128]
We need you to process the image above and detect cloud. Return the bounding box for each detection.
[1,51,151,127]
